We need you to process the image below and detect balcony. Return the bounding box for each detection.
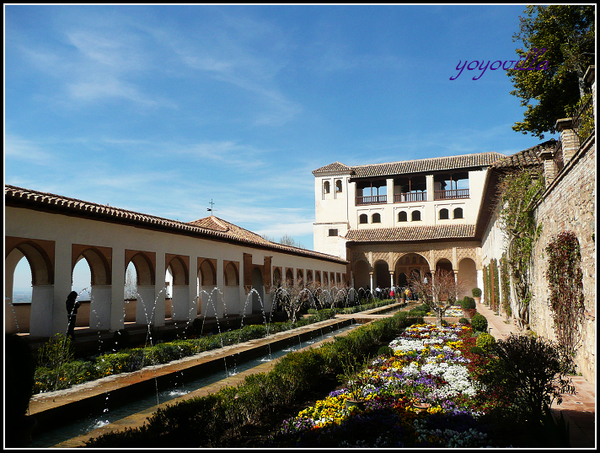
[434,189,469,200]
[394,192,427,203]
[356,195,387,205]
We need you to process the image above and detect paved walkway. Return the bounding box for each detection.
[476,302,596,449]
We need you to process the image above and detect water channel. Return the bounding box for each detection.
[30,322,359,448]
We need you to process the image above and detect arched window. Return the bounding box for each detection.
[323,181,330,194]
[335,180,342,193]
[411,210,421,221]
[359,214,368,224]
[372,213,381,223]
[439,208,449,220]
[453,207,463,219]
[398,211,408,222]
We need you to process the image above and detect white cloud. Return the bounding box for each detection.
[4,135,55,164]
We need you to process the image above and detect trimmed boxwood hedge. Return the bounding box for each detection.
[34,301,398,394]
[85,311,415,448]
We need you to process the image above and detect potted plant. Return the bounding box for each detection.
[461,296,477,319]
[472,287,482,304]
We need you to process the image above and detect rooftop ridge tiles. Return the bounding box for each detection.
[5,184,346,263]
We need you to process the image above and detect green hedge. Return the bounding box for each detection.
[34,302,395,394]
[85,311,415,447]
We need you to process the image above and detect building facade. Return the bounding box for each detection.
[313,152,506,298]
[5,186,348,338]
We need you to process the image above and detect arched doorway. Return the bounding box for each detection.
[285,268,294,286]
[127,252,156,325]
[5,239,55,336]
[374,260,390,289]
[166,256,190,322]
[353,260,370,290]
[395,253,430,290]
[251,267,264,313]
[198,259,217,317]
[73,246,112,331]
[458,258,477,300]
[224,261,240,314]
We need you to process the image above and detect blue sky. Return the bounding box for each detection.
[6,4,553,281]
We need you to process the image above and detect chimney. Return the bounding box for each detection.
[538,145,557,188]
[555,118,580,166]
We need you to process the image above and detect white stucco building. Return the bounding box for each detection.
[312,152,506,296]
[5,185,348,338]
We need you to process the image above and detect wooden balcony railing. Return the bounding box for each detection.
[434,189,470,200]
[356,195,387,205]
[394,192,427,203]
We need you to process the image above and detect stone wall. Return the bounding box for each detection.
[531,136,596,384]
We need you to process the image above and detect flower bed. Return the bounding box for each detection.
[268,323,500,447]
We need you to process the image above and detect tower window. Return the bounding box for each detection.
[328,228,338,236]
[411,210,421,221]
[372,213,381,223]
[398,211,408,222]
[323,181,330,194]
[454,207,464,219]
[335,180,343,193]
[439,208,449,220]
[359,214,368,224]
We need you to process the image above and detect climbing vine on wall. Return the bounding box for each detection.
[498,167,545,328]
[545,231,585,357]
[500,253,512,319]
[483,260,502,314]
[483,264,490,307]
[491,259,500,314]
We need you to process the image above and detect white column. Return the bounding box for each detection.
[29,285,55,337]
[386,178,394,203]
[477,269,484,304]
[171,285,190,321]
[90,285,111,330]
[426,174,435,202]
[110,248,126,331]
[53,241,73,335]
[153,254,166,326]
[136,285,156,325]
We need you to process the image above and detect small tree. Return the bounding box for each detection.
[409,269,465,326]
[480,334,575,423]
[270,279,313,324]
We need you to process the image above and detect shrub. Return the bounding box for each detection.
[408,304,429,317]
[470,313,488,332]
[469,346,485,355]
[479,334,575,423]
[461,297,476,310]
[458,317,470,325]
[377,345,394,357]
[472,287,482,298]
[476,332,496,352]
[86,315,414,447]
[36,333,74,369]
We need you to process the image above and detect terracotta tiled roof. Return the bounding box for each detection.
[345,224,476,242]
[5,185,347,264]
[188,216,273,246]
[490,139,556,169]
[312,161,353,175]
[313,152,506,179]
